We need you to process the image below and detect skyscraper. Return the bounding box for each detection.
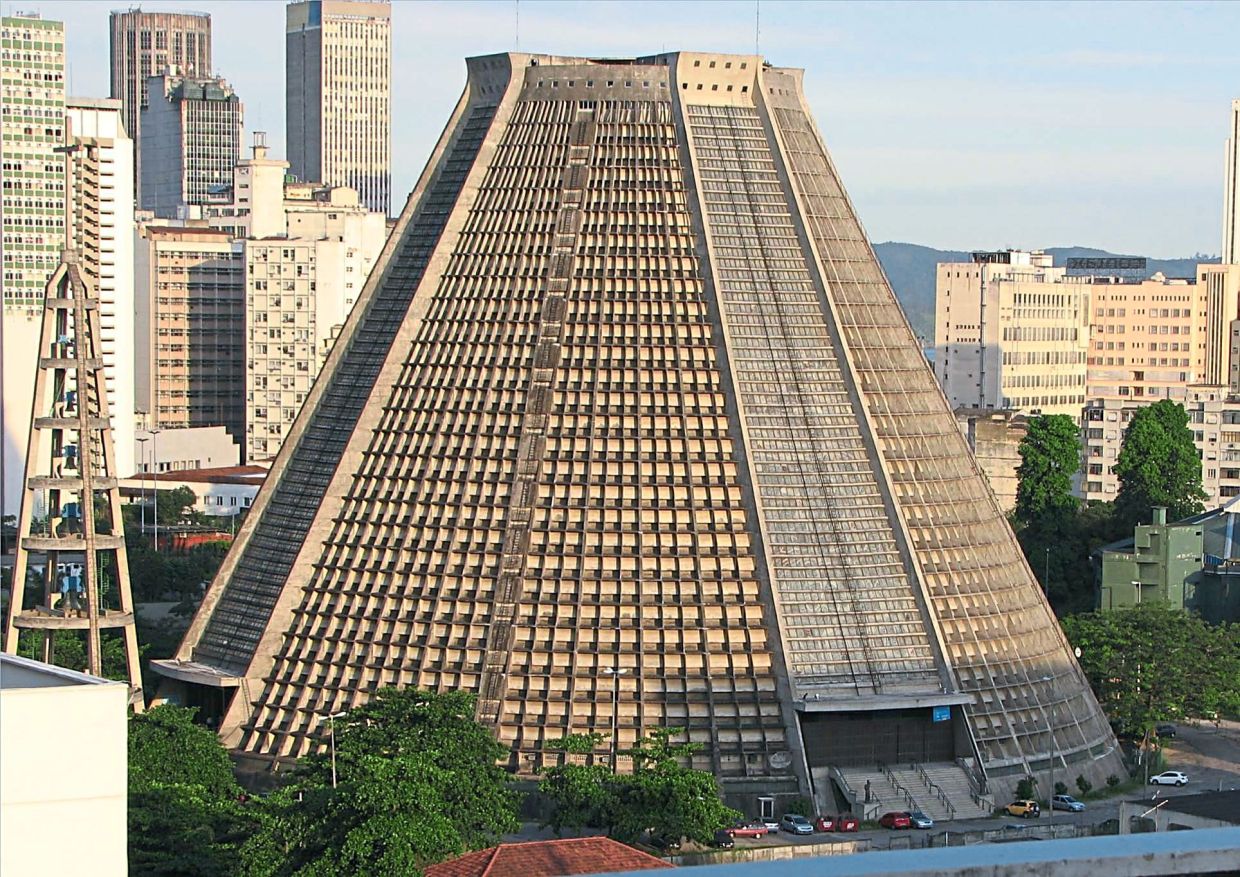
[1225,98,1239,265]
[158,53,1121,812]
[108,8,211,191]
[1,13,65,517]
[285,0,391,215]
[139,73,243,218]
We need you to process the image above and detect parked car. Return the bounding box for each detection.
[814,815,836,832]
[649,835,681,851]
[1155,723,1177,739]
[1051,794,1086,812]
[878,811,912,829]
[726,820,770,838]
[1006,799,1041,818]
[712,829,735,849]
[760,816,782,832]
[908,811,934,829]
[780,814,815,835]
[834,813,860,832]
[1150,770,1189,786]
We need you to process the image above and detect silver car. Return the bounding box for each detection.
[1051,794,1085,812]
[908,811,934,829]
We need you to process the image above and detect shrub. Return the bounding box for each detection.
[1015,777,1036,799]
[786,796,813,817]
[1076,775,1093,796]
[1106,774,1121,789]
[1053,781,1068,796]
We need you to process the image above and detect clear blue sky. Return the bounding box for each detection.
[7,0,1238,257]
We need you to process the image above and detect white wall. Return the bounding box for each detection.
[67,99,136,482]
[0,656,128,877]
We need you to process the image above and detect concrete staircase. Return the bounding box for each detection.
[891,762,994,821]
[830,765,890,819]
[824,762,993,822]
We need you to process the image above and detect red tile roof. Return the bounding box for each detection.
[425,837,673,877]
[125,465,269,485]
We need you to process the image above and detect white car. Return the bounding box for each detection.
[1150,770,1189,786]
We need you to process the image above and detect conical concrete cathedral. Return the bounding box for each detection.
[157,53,1120,810]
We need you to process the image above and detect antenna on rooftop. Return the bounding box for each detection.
[755,0,761,58]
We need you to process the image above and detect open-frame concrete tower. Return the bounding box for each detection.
[156,52,1121,813]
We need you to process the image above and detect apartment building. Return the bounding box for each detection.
[934,250,1089,418]
[139,73,242,218]
[133,224,245,445]
[63,98,136,482]
[1081,385,1240,505]
[1,14,65,516]
[245,186,385,461]
[1086,271,1230,401]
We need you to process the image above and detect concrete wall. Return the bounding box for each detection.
[0,657,128,876]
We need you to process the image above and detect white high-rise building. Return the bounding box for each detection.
[65,98,136,481]
[1225,99,1239,266]
[1,13,65,518]
[244,184,385,461]
[286,1,391,215]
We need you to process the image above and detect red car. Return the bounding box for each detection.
[814,815,835,832]
[834,814,859,832]
[879,811,912,830]
[725,820,770,838]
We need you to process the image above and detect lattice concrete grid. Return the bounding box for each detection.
[154,52,1122,810]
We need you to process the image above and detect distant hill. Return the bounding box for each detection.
[872,242,1219,343]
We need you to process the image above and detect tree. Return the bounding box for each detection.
[1062,604,1240,737]
[1114,400,1207,528]
[240,688,520,877]
[17,629,132,681]
[539,728,741,847]
[538,733,616,834]
[128,705,253,876]
[1015,415,1081,524]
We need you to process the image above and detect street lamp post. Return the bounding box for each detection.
[150,428,161,552]
[325,710,348,789]
[1041,674,1055,824]
[602,667,630,774]
[136,436,149,537]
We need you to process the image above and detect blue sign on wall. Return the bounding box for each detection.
[932,706,951,723]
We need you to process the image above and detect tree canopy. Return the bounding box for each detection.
[128,705,253,876]
[1062,604,1240,736]
[240,687,520,877]
[1114,400,1207,528]
[1015,414,1081,524]
[539,727,741,846]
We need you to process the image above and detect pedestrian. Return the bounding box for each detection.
[864,779,872,803]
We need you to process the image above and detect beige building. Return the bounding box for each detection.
[286,0,391,215]
[955,409,1027,514]
[1086,271,1230,401]
[0,654,128,877]
[934,251,1089,418]
[134,224,245,444]
[245,186,385,461]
